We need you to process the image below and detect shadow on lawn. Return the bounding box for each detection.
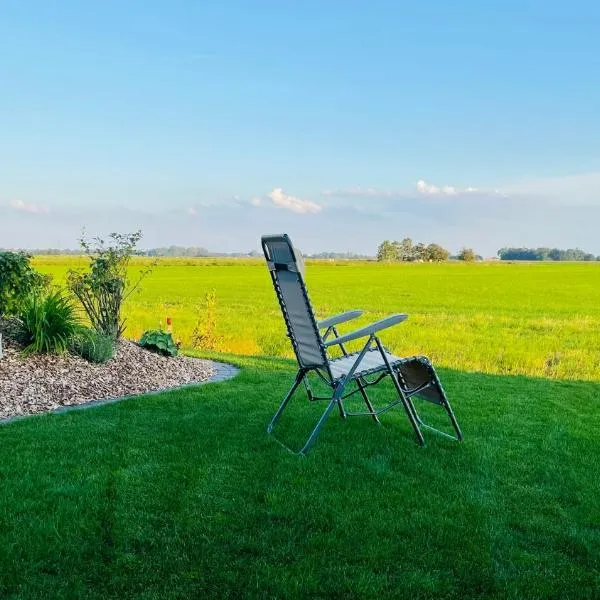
[0,354,599,599]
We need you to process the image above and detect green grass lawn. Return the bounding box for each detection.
[1,353,600,599]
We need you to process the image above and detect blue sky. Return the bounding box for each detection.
[1,0,599,255]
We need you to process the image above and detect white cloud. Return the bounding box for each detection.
[417,180,506,198]
[10,199,49,214]
[416,179,441,195]
[188,206,198,215]
[249,196,262,207]
[267,187,322,214]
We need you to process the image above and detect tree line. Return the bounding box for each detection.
[497,247,600,261]
[376,241,600,262]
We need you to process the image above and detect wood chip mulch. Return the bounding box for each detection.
[0,318,216,420]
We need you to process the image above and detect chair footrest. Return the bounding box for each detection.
[394,356,446,405]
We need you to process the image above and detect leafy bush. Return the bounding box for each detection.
[0,251,50,317]
[139,329,178,357]
[70,328,115,364]
[19,289,82,354]
[67,231,151,340]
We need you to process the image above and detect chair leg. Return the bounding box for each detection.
[406,396,462,442]
[337,396,347,419]
[267,370,306,433]
[357,378,380,424]
[445,401,463,441]
[299,383,344,455]
[429,366,463,441]
[390,372,425,446]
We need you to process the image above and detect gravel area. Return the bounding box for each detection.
[0,318,216,420]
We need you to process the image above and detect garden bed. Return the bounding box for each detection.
[0,318,215,420]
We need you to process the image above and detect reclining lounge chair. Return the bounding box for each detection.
[261,234,462,455]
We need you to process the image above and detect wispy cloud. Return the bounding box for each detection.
[501,171,600,206]
[264,188,322,214]
[322,181,502,200]
[249,196,262,207]
[416,179,504,197]
[322,187,404,199]
[323,173,600,205]
[10,199,49,214]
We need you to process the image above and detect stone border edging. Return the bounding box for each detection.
[0,359,240,427]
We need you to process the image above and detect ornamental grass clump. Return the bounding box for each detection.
[19,289,82,355]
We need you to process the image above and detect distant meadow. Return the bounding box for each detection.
[34,257,600,382]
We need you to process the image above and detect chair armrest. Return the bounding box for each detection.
[323,314,408,347]
[317,310,363,329]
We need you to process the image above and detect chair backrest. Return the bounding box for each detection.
[261,234,328,370]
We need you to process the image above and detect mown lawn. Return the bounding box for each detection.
[1,354,599,599]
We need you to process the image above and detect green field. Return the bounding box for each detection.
[34,257,600,381]
[2,258,600,598]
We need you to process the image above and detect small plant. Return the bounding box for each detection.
[67,230,152,340]
[139,329,179,357]
[190,290,221,350]
[0,251,50,317]
[19,289,82,355]
[70,328,115,364]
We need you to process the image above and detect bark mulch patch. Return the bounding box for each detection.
[0,318,215,420]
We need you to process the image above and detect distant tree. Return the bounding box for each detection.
[548,248,562,261]
[398,238,414,261]
[537,247,551,261]
[377,240,399,262]
[146,245,210,257]
[426,243,450,262]
[412,242,427,262]
[458,247,477,262]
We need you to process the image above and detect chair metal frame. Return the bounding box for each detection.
[262,234,463,455]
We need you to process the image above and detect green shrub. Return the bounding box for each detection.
[70,328,115,364]
[67,231,151,340]
[0,251,50,317]
[139,329,178,357]
[19,289,82,354]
